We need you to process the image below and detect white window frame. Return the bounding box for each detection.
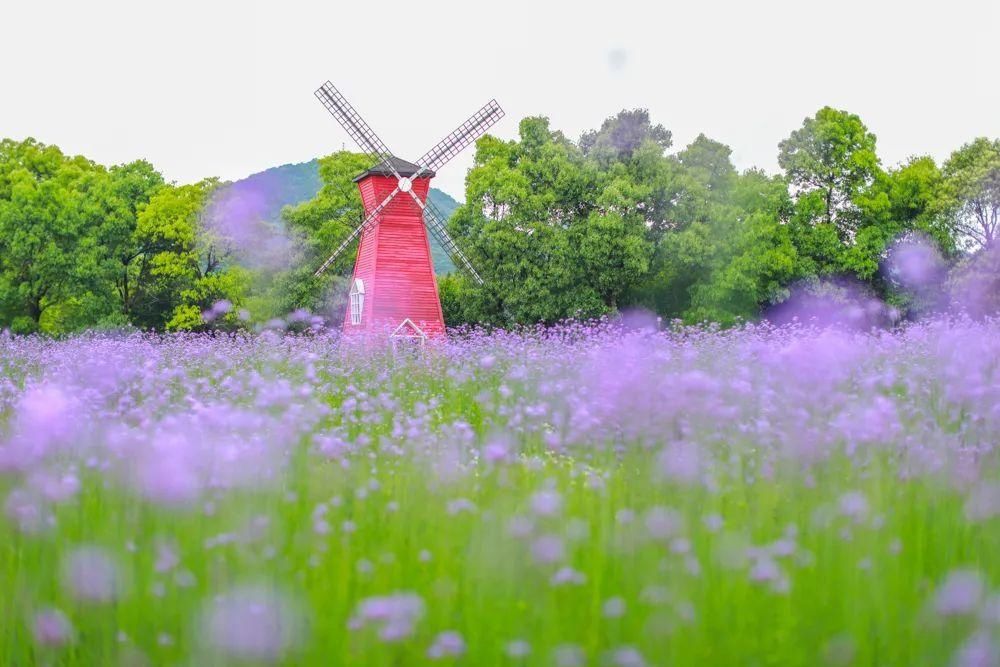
[349,279,365,325]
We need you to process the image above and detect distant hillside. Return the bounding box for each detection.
[223,159,459,273]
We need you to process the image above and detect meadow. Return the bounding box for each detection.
[1,317,999,666]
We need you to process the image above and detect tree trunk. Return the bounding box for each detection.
[28,296,43,324]
[120,260,131,316]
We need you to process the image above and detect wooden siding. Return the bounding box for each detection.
[345,174,445,337]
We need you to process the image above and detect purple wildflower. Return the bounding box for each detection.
[199,585,305,662]
[61,546,122,603]
[427,631,465,659]
[935,570,985,617]
[32,608,74,647]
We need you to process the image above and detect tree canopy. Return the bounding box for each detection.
[0,105,997,334]
[940,138,1000,250]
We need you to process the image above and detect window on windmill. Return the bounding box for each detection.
[349,279,365,325]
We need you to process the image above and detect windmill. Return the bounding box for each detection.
[312,81,504,340]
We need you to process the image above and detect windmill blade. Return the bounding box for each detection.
[413,100,505,176]
[421,200,484,285]
[315,81,396,164]
[396,190,480,283]
[314,187,401,277]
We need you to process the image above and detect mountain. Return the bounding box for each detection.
[223,159,459,273]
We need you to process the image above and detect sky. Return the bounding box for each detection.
[3,0,998,199]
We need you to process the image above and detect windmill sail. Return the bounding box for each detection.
[415,100,505,176]
[313,187,400,277]
[315,82,395,165]
[422,201,484,285]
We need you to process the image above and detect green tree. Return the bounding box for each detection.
[638,167,797,324]
[844,156,951,286]
[0,139,107,332]
[130,180,248,331]
[92,160,166,321]
[449,117,656,325]
[939,137,1000,250]
[779,107,880,234]
[677,133,737,198]
[580,109,672,164]
[275,151,373,316]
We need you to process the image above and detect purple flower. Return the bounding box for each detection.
[427,630,465,659]
[965,483,1000,522]
[446,498,477,515]
[658,440,703,483]
[199,585,305,662]
[606,646,647,667]
[530,534,565,564]
[838,491,869,521]
[552,644,586,667]
[505,639,531,658]
[349,592,425,642]
[644,506,683,541]
[550,567,586,586]
[61,546,122,603]
[952,632,1000,667]
[154,540,180,574]
[32,608,74,647]
[749,557,782,584]
[935,570,985,617]
[4,487,54,534]
[530,490,563,517]
[602,597,627,618]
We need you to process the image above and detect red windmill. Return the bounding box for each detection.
[312,81,504,341]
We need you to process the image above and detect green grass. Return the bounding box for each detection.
[2,450,994,665]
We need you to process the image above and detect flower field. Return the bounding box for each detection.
[1,319,1000,666]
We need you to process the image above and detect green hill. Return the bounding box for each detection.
[224,159,460,273]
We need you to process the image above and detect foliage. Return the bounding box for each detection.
[778,107,880,233]
[447,115,674,325]
[2,105,998,332]
[949,244,1000,317]
[130,179,249,331]
[579,108,672,163]
[265,151,372,319]
[940,137,1000,250]
[637,166,797,324]
[775,113,954,311]
[0,139,106,332]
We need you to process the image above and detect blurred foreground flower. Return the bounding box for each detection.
[199,585,306,663]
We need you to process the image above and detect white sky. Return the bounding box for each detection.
[3,0,998,199]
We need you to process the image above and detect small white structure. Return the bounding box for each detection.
[389,318,427,348]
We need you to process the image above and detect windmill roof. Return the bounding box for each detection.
[353,156,435,182]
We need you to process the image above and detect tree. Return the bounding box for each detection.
[949,244,1000,317]
[92,160,166,320]
[448,117,656,325]
[130,180,248,331]
[677,133,737,198]
[637,168,797,324]
[940,137,1000,250]
[275,151,373,317]
[778,107,880,234]
[579,109,672,164]
[0,139,106,332]
[841,156,950,282]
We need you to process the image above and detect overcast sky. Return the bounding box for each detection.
[3,0,998,198]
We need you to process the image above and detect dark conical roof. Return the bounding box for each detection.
[352,156,435,182]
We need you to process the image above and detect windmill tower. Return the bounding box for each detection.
[312,81,504,340]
